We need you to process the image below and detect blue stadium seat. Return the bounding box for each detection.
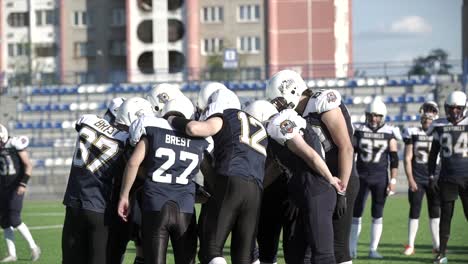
[343,97,353,105]
[54,121,63,129]
[392,115,402,122]
[387,79,398,86]
[416,96,425,103]
[396,96,405,104]
[32,105,42,111]
[60,104,70,111]
[14,122,23,129]
[405,96,415,103]
[347,80,357,87]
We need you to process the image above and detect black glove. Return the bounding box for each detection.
[333,192,347,220]
[429,176,439,193]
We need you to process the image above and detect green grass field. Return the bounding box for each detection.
[2,195,467,263]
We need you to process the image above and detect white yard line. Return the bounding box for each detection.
[23,212,64,216]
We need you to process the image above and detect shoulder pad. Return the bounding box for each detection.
[11,136,29,150]
[267,109,306,146]
[303,89,342,116]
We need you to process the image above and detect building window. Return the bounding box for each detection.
[201,6,223,23]
[109,41,126,56]
[237,36,260,53]
[35,44,57,57]
[7,12,29,27]
[238,5,260,22]
[8,43,30,57]
[74,42,95,57]
[202,38,223,55]
[76,72,96,84]
[36,9,56,26]
[111,9,125,26]
[73,11,93,27]
[8,44,14,57]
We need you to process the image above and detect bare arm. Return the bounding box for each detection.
[186,117,223,137]
[387,138,398,194]
[404,143,417,191]
[119,138,147,221]
[321,108,354,190]
[17,150,32,176]
[286,134,343,192]
[17,150,33,195]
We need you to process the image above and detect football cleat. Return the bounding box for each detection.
[0,255,17,262]
[403,245,415,256]
[31,246,41,261]
[433,254,448,264]
[368,250,383,259]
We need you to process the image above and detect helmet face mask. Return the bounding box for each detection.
[444,91,467,123]
[266,70,307,110]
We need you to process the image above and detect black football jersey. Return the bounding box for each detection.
[0,136,28,188]
[210,109,267,185]
[354,123,401,181]
[302,89,359,178]
[403,126,436,184]
[267,116,331,207]
[428,117,468,184]
[130,116,213,213]
[63,115,129,213]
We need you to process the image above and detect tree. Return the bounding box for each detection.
[408,49,452,76]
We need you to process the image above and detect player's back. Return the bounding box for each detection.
[0,136,28,187]
[132,116,213,213]
[64,114,129,213]
[211,108,268,185]
[429,117,468,183]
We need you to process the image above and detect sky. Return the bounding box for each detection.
[353,0,462,69]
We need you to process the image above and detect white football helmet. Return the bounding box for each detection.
[243,100,278,123]
[197,82,228,111]
[115,97,154,127]
[266,69,308,110]
[365,97,387,128]
[0,124,8,145]
[419,101,439,123]
[104,97,126,123]
[161,96,195,119]
[146,83,184,115]
[444,90,467,122]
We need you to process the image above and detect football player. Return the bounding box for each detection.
[168,82,267,264]
[0,124,41,262]
[402,101,441,256]
[266,70,358,264]
[266,108,343,264]
[427,91,468,264]
[118,95,212,264]
[349,97,401,259]
[244,100,287,264]
[61,97,153,264]
[104,97,146,264]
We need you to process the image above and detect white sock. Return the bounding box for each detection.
[350,217,362,254]
[338,261,353,264]
[429,218,440,250]
[370,217,383,251]
[408,218,419,247]
[251,260,260,264]
[208,257,227,264]
[260,262,277,264]
[3,227,16,257]
[16,222,38,249]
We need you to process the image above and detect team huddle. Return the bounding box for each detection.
[0,70,467,264]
